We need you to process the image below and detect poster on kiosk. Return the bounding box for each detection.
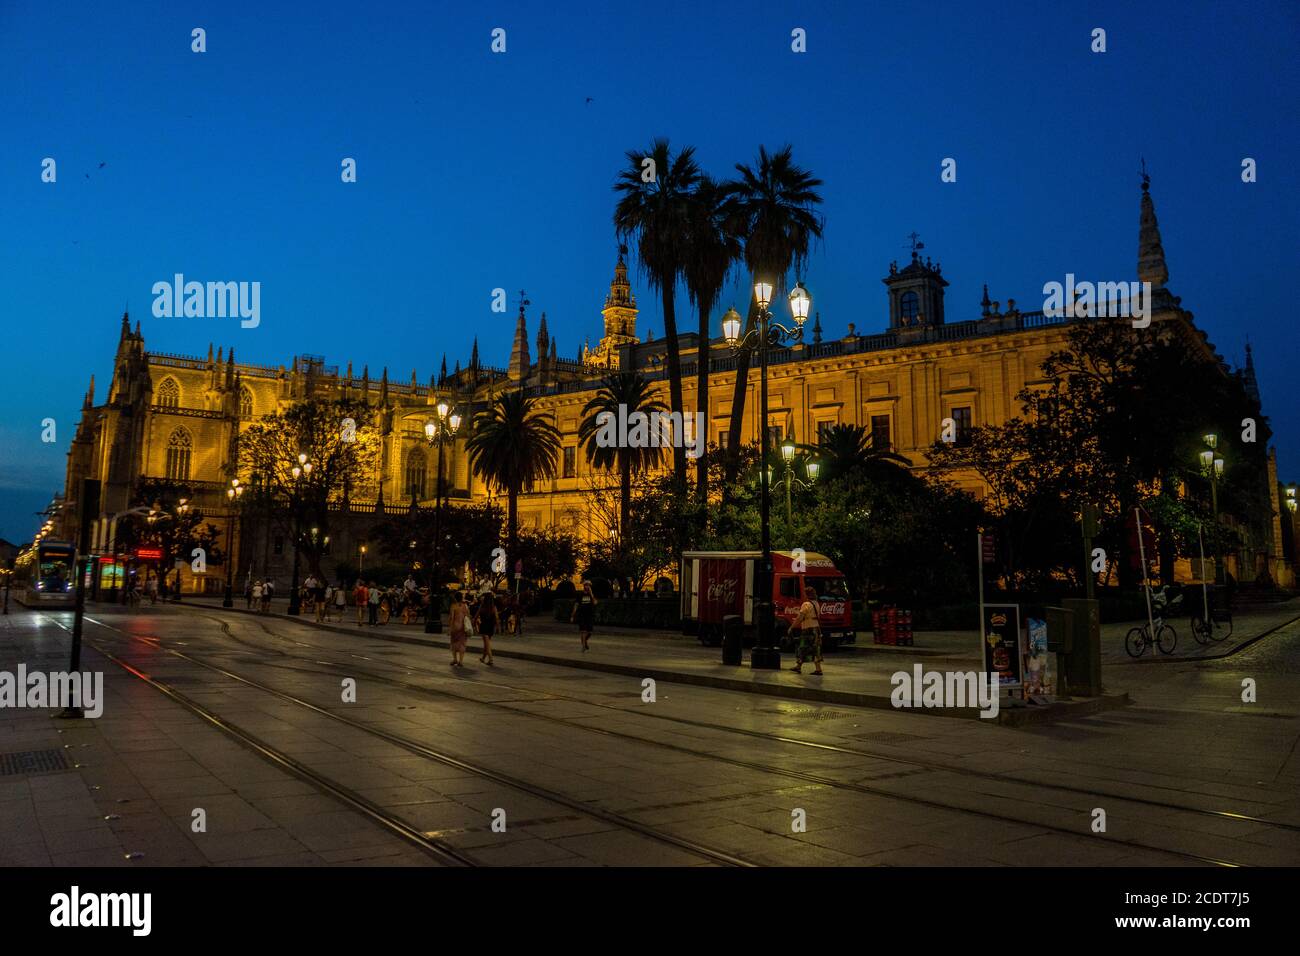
[982,604,1022,693]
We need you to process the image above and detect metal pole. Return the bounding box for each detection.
[426,435,445,634]
[785,465,793,528]
[222,500,235,607]
[756,304,774,657]
[1198,523,1209,623]
[1136,506,1154,636]
[1210,472,1223,584]
[977,530,985,663]
[287,483,302,615]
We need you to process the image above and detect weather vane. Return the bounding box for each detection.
[907,232,925,256]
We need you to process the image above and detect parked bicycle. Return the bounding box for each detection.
[1190,604,1233,644]
[1125,586,1181,658]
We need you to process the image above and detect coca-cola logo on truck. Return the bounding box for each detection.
[819,602,846,617]
[706,576,737,604]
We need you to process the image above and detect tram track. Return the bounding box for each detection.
[64,615,759,868]
[211,611,1300,840]
[108,610,1289,867]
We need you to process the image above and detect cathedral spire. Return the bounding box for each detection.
[439,354,448,386]
[1243,342,1261,406]
[120,310,130,341]
[981,284,992,317]
[1138,164,1169,289]
[379,367,389,404]
[536,312,549,363]
[84,374,95,408]
[509,293,531,381]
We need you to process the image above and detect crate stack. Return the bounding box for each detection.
[872,607,914,646]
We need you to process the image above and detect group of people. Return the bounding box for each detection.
[245,578,276,613]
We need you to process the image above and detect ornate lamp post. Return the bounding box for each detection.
[775,434,819,527]
[287,454,312,615]
[222,479,244,607]
[1199,434,1225,585]
[723,280,811,668]
[423,401,462,633]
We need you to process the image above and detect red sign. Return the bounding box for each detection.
[135,547,163,560]
[981,533,996,564]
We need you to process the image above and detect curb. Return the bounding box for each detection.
[1109,612,1300,665]
[167,602,1126,725]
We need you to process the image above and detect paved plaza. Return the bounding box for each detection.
[3,600,1299,867]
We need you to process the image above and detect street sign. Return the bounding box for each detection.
[981,532,996,564]
[135,547,162,560]
[981,604,1022,691]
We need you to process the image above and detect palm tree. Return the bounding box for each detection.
[683,175,742,505]
[613,138,701,503]
[721,146,824,486]
[577,371,667,540]
[465,390,561,559]
[814,423,912,484]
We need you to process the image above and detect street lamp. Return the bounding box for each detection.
[287,455,311,615]
[775,434,818,527]
[1286,487,1297,514]
[422,402,462,633]
[1200,436,1225,585]
[723,278,811,668]
[222,479,244,607]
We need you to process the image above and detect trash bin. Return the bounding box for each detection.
[721,614,743,665]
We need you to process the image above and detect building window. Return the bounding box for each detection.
[817,420,836,444]
[156,377,180,409]
[870,415,891,451]
[239,386,253,419]
[563,446,576,478]
[403,449,426,500]
[767,424,783,447]
[952,406,973,445]
[718,430,730,450]
[164,428,192,480]
[900,291,919,324]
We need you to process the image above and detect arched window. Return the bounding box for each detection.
[404,448,427,501]
[165,428,192,480]
[900,291,920,324]
[239,385,253,419]
[156,377,180,408]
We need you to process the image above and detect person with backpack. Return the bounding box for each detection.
[791,587,824,675]
[475,593,498,666]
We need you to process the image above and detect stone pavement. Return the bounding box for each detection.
[0,609,437,867]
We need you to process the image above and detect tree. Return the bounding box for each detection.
[614,138,701,503]
[515,528,580,588]
[720,146,824,487]
[465,389,561,560]
[683,174,742,505]
[117,478,223,595]
[813,423,912,485]
[577,371,666,540]
[238,397,381,580]
[372,500,503,587]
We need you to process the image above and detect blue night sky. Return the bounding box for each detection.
[1,0,1296,541]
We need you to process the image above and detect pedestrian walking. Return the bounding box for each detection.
[571,581,597,652]
[252,580,264,613]
[333,581,348,622]
[244,578,253,609]
[448,591,469,667]
[367,580,381,626]
[353,580,368,626]
[791,587,824,675]
[318,583,331,623]
[475,592,498,665]
[263,579,275,611]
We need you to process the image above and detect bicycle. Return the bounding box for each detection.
[1125,617,1177,657]
[1190,606,1233,644]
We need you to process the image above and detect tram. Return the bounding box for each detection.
[12,540,77,608]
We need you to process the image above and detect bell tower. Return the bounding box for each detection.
[883,234,948,330]
[587,246,639,368]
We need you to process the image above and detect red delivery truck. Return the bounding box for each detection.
[680,550,855,649]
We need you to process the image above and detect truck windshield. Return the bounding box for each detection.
[813,577,849,599]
